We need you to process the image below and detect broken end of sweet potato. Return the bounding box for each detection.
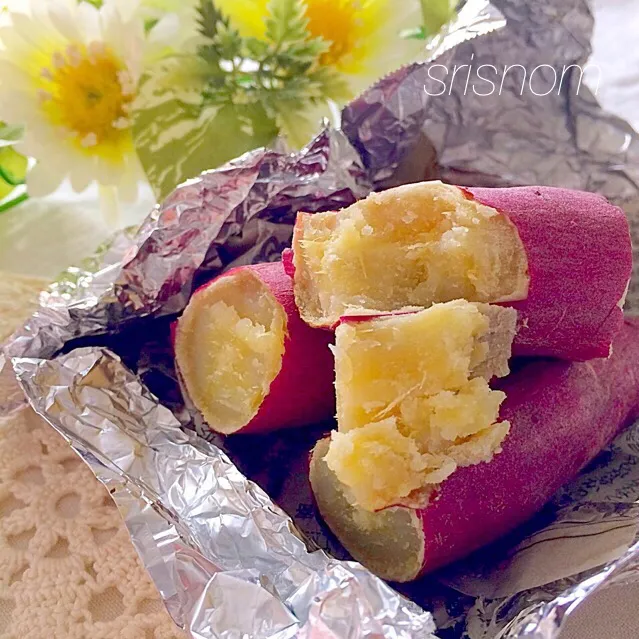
[175,268,287,435]
[310,437,425,583]
[291,210,340,328]
[323,300,516,513]
[292,181,529,327]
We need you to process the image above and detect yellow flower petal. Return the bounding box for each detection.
[214,0,270,39]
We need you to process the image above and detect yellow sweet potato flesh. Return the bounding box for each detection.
[294,181,528,326]
[324,301,515,512]
[175,271,286,434]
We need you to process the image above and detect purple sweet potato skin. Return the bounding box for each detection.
[416,317,639,575]
[463,186,632,360]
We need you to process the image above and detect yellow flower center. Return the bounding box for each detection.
[38,42,134,150]
[304,0,362,67]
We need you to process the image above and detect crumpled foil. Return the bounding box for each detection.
[5,0,639,637]
[12,348,433,639]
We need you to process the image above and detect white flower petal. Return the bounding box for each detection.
[0,0,30,16]
[0,89,44,125]
[21,128,80,172]
[117,166,140,203]
[69,156,96,193]
[143,13,184,64]
[96,155,122,187]
[10,11,63,54]
[148,12,179,45]
[106,0,141,24]
[379,0,425,31]
[75,1,101,44]
[31,0,76,20]
[98,3,124,55]
[0,60,36,92]
[26,159,66,197]
[0,25,38,58]
[47,2,83,43]
[122,36,144,83]
[99,4,144,78]
[20,126,59,157]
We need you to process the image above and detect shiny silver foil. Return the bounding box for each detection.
[5,0,639,637]
[12,348,434,639]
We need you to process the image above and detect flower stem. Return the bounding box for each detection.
[0,192,28,214]
[99,185,121,229]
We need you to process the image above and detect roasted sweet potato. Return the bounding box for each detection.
[291,181,631,360]
[174,261,335,435]
[310,318,639,582]
[323,300,517,512]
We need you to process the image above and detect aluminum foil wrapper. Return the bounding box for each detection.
[12,348,433,639]
[5,0,639,637]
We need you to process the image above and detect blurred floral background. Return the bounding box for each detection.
[0,0,454,223]
[2,0,637,281]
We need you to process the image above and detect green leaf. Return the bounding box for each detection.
[0,191,28,214]
[196,0,229,41]
[133,0,355,193]
[265,0,309,45]
[400,26,427,40]
[0,122,27,204]
[133,59,278,199]
[0,123,25,148]
[0,147,27,192]
[419,0,456,38]
[144,17,160,34]
[244,37,270,60]
[197,43,222,67]
[215,21,244,60]
[276,104,315,149]
[195,2,245,75]
[135,101,278,200]
[308,66,350,102]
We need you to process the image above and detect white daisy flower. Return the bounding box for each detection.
[0,0,148,202]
